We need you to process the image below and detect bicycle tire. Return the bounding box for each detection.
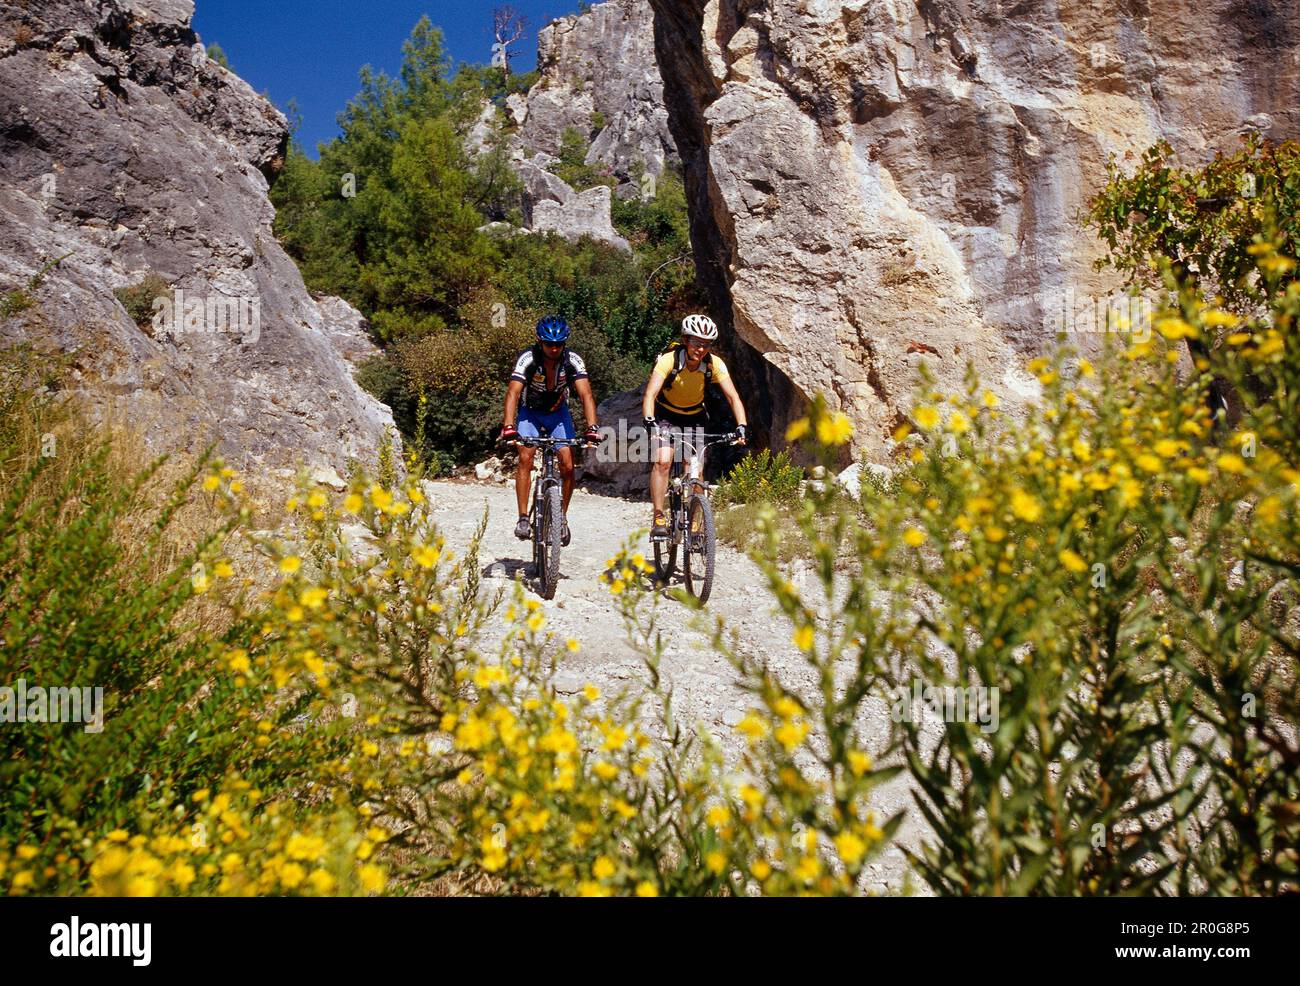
[653,488,679,584]
[539,482,563,600]
[684,492,716,604]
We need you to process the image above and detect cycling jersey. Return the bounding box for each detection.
[652,349,730,417]
[511,346,588,413]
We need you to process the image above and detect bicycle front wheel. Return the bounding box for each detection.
[683,493,716,604]
[653,490,679,585]
[538,482,563,600]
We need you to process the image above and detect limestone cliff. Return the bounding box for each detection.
[0,0,393,472]
[518,0,677,185]
[500,0,677,252]
[647,0,1300,455]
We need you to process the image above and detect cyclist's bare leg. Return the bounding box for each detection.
[557,445,575,512]
[650,442,674,517]
[515,445,535,517]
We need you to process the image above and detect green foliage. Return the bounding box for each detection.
[1087,134,1300,311]
[0,352,355,892]
[763,240,1299,894]
[0,288,35,320]
[113,273,172,329]
[205,43,230,69]
[268,16,703,466]
[269,18,517,341]
[552,127,614,191]
[715,448,804,509]
[2,254,72,321]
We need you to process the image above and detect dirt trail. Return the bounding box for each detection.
[422,477,920,893]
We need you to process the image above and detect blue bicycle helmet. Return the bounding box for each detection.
[536,316,570,343]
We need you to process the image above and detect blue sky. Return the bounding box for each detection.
[192,1,583,154]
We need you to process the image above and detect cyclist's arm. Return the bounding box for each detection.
[716,373,748,431]
[503,379,524,427]
[643,370,668,419]
[573,376,598,429]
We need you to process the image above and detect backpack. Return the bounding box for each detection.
[659,340,714,394]
[522,344,579,411]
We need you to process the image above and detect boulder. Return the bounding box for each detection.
[531,186,631,253]
[581,387,650,497]
[515,158,576,226]
[475,456,504,482]
[835,463,861,499]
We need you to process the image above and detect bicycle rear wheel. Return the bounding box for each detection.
[538,482,563,600]
[683,492,716,604]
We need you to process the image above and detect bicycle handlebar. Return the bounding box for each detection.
[512,436,589,449]
[660,430,744,455]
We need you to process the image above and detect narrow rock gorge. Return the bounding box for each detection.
[647,0,1300,455]
[0,0,393,472]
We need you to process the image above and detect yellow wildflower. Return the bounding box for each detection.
[817,412,854,445]
[1009,489,1042,523]
[1059,549,1088,573]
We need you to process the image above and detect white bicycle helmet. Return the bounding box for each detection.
[681,314,719,341]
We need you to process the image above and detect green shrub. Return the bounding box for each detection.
[0,351,358,894]
[553,127,614,191]
[715,448,804,509]
[205,43,230,70]
[113,273,172,329]
[765,243,1299,894]
[2,253,72,321]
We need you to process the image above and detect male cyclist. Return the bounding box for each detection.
[642,314,748,541]
[500,316,601,546]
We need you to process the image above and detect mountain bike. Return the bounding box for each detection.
[514,435,578,600]
[651,430,741,605]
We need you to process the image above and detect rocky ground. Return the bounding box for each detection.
[419,475,922,893]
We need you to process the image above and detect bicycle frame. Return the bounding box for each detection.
[515,436,576,519]
[514,435,578,599]
[652,430,738,604]
[662,432,738,533]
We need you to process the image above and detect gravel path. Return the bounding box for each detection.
[422,477,923,892]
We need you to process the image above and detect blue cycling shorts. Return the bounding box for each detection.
[517,404,575,440]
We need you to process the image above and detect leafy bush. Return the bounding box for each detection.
[552,127,614,191]
[113,273,172,330]
[766,248,1298,894]
[268,18,705,465]
[1087,134,1299,312]
[205,43,230,70]
[0,355,382,894]
[715,449,804,509]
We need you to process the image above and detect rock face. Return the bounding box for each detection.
[0,0,394,472]
[492,0,676,253]
[518,0,677,184]
[531,185,632,253]
[647,0,1300,456]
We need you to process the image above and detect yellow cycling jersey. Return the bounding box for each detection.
[652,350,730,416]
